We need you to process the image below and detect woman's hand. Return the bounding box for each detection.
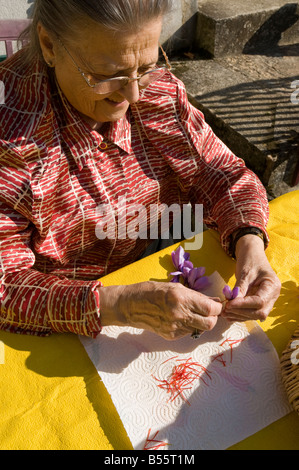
[99,281,223,340]
[222,234,281,323]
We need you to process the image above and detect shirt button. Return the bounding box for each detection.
[99,142,108,150]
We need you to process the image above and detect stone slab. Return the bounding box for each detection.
[196,0,299,57]
[172,52,299,198]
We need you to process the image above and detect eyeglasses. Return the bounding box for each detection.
[58,39,172,95]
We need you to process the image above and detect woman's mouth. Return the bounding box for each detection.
[104,97,127,108]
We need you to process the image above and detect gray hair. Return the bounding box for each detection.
[21,0,173,63]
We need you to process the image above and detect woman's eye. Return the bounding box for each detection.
[86,71,113,82]
[139,65,156,74]
[91,74,111,82]
[88,65,157,82]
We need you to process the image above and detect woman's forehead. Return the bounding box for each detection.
[72,19,162,72]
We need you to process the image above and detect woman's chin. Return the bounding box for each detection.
[96,100,129,122]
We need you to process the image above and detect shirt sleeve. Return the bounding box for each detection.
[177,85,270,253]
[0,152,102,337]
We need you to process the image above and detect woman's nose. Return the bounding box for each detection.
[118,78,140,104]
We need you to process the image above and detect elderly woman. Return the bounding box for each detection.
[0,0,280,340]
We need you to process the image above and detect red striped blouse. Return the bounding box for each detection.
[0,51,269,337]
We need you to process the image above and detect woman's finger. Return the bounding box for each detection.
[222,308,262,322]
[188,312,219,332]
[187,292,223,318]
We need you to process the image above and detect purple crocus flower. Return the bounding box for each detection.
[223,285,240,300]
[171,246,191,271]
[170,246,210,292]
[170,246,193,283]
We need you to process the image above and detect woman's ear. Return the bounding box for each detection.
[37,22,56,66]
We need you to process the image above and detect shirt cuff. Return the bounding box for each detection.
[47,277,103,337]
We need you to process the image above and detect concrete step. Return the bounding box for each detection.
[172,51,299,198]
[195,0,299,57]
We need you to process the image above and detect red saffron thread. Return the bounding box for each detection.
[153,356,212,405]
[153,338,246,407]
[143,428,169,450]
[220,337,245,363]
[212,353,227,367]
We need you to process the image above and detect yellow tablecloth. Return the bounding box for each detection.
[0,190,298,450]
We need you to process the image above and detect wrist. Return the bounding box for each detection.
[230,226,266,259]
[235,233,265,259]
[100,284,128,327]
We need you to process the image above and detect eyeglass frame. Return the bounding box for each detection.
[57,38,172,94]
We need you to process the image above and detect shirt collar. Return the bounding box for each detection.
[52,79,132,170]
[105,113,132,154]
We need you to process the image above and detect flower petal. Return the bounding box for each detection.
[171,246,183,269]
[193,276,210,291]
[187,268,198,287]
[223,285,233,300]
[182,266,192,278]
[196,267,205,277]
[183,251,191,262]
[231,286,240,299]
[172,246,191,270]
[183,260,193,269]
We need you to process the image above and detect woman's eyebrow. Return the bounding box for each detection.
[76,51,158,76]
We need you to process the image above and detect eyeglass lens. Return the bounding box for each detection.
[92,67,169,94]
